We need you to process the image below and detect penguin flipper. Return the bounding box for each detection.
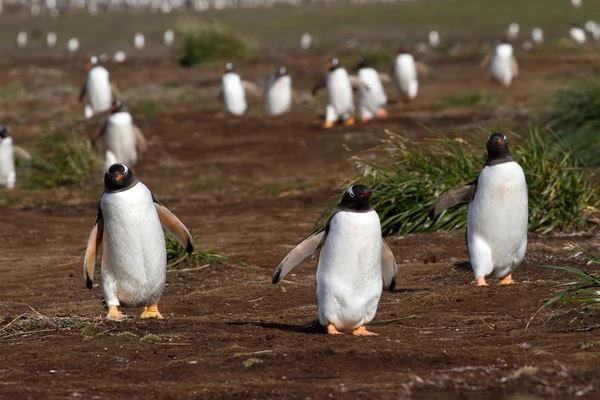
[378,72,391,83]
[133,125,148,154]
[381,239,397,292]
[428,179,477,219]
[480,54,491,69]
[311,79,326,96]
[153,198,194,254]
[511,56,519,77]
[84,209,103,290]
[242,80,263,97]
[415,62,431,77]
[78,83,87,102]
[350,75,370,90]
[12,145,32,161]
[273,228,326,284]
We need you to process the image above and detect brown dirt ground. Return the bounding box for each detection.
[1,52,600,400]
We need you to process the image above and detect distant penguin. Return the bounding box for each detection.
[531,27,544,45]
[93,100,147,170]
[312,58,359,128]
[16,32,27,48]
[485,39,518,87]
[300,32,312,50]
[84,163,194,320]
[392,47,420,102]
[273,185,397,335]
[506,23,520,41]
[114,51,126,63]
[0,126,31,189]
[429,133,528,286]
[134,33,145,50]
[355,58,387,122]
[585,20,597,33]
[164,29,175,47]
[265,66,292,116]
[46,31,57,48]
[570,23,587,44]
[79,56,113,118]
[221,62,248,115]
[67,38,80,53]
[571,0,582,8]
[428,30,440,48]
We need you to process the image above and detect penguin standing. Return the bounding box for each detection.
[220,62,262,116]
[482,39,518,87]
[569,23,587,44]
[265,66,292,116]
[429,133,528,286]
[355,58,388,122]
[273,185,397,335]
[79,57,118,118]
[392,47,427,102]
[0,126,31,190]
[84,163,194,320]
[93,100,147,170]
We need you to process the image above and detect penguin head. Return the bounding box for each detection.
[0,125,10,140]
[327,58,341,71]
[397,45,411,55]
[486,133,510,159]
[221,62,234,74]
[85,56,99,71]
[339,184,373,211]
[104,163,138,192]
[110,100,123,113]
[276,66,288,77]
[355,58,368,71]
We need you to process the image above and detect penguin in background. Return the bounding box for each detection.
[84,163,194,320]
[481,38,518,87]
[92,100,147,170]
[0,126,31,189]
[312,58,368,128]
[79,56,120,119]
[220,62,262,116]
[354,58,389,123]
[265,66,292,117]
[392,46,429,102]
[569,23,587,45]
[273,185,397,335]
[429,133,528,286]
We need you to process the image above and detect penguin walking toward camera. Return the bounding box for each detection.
[265,66,292,116]
[429,133,528,286]
[84,163,194,320]
[354,58,388,122]
[93,100,147,170]
[220,62,262,116]
[392,47,428,102]
[79,57,119,119]
[273,185,397,335]
[481,39,518,87]
[0,126,31,189]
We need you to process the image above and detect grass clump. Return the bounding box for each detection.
[444,91,499,107]
[0,83,27,99]
[341,129,598,235]
[165,233,227,269]
[129,99,163,116]
[358,50,394,69]
[543,79,600,166]
[25,132,101,189]
[179,24,250,67]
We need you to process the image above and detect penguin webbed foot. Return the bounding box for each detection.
[140,304,164,319]
[476,276,489,287]
[499,274,515,285]
[352,325,378,336]
[106,305,125,321]
[327,323,344,335]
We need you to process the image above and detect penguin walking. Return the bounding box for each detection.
[392,47,428,102]
[273,185,397,335]
[93,100,147,170]
[79,57,119,119]
[354,58,388,123]
[220,62,262,116]
[481,39,518,87]
[0,126,31,189]
[429,133,528,286]
[265,66,292,116]
[569,23,587,45]
[84,163,194,320]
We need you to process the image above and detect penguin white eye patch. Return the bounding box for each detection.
[346,185,355,197]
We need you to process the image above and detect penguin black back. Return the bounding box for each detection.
[0,125,10,139]
[485,133,513,166]
[104,163,139,193]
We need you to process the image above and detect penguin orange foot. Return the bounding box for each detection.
[140,304,163,319]
[353,326,378,336]
[327,323,343,335]
[377,108,388,118]
[361,116,371,123]
[323,120,335,129]
[499,274,515,285]
[344,117,355,126]
[106,305,124,321]
[476,276,489,286]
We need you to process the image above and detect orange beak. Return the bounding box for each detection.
[220,65,226,73]
[85,63,92,71]
[326,62,333,69]
[110,105,117,112]
[116,173,124,181]
[496,139,504,145]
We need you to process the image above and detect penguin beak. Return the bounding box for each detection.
[360,190,372,198]
[496,139,504,145]
[115,173,124,181]
[326,62,333,69]
[85,63,92,71]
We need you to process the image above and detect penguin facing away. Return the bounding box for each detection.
[79,57,120,118]
[84,163,194,320]
[354,58,388,122]
[220,62,262,116]
[392,46,429,102]
[428,133,528,286]
[0,126,31,190]
[92,100,147,170]
[265,66,292,116]
[481,39,518,87]
[273,185,397,335]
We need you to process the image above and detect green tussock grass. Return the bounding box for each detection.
[0,83,27,99]
[358,50,394,70]
[178,24,250,67]
[325,129,598,235]
[444,91,499,107]
[165,233,227,268]
[543,79,600,166]
[129,99,164,116]
[24,132,102,189]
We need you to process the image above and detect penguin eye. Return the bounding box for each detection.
[349,192,355,198]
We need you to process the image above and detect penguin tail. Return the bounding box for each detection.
[302,318,327,334]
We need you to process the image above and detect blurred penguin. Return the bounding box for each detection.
[571,0,582,8]
[354,58,388,123]
[428,30,440,48]
[265,66,292,117]
[570,23,587,44]
[531,27,544,45]
[114,51,127,63]
[16,32,27,48]
[46,31,57,48]
[300,33,312,50]
[164,29,175,47]
[481,39,518,87]
[0,126,32,189]
[506,23,520,41]
[134,33,145,50]
[220,62,262,116]
[67,38,80,53]
[392,46,428,102]
[79,56,120,119]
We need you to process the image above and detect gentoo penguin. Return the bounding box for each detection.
[429,133,528,286]
[134,33,145,50]
[0,126,31,189]
[220,62,261,116]
[67,37,80,53]
[164,29,175,47]
[569,23,587,45]
[273,185,397,335]
[506,23,520,41]
[16,31,27,48]
[79,57,115,118]
[355,58,388,122]
[46,31,57,48]
[312,58,363,128]
[114,51,127,63]
[392,47,426,102]
[300,32,312,50]
[428,30,440,48]
[93,100,147,170]
[482,39,518,87]
[572,0,582,8]
[531,27,544,45]
[84,163,194,320]
[265,66,292,116]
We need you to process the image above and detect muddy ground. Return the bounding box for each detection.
[1,50,600,400]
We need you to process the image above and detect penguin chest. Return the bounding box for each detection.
[394,55,417,90]
[490,45,513,83]
[265,76,292,116]
[100,183,166,306]
[316,210,383,329]
[0,138,15,186]
[326,68,353,114]
[222,73,247,115]
[87,67,112,112]
[106,113,136,165]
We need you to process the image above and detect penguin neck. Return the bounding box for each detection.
[485,153,514,167]
[336,202,373,213]
[104,177,140,194]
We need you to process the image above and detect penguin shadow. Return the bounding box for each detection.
[227,320,327,334]
[454,261,473,273]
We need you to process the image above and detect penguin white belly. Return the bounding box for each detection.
[265,76,292,116]
[393,55,418,98]
[0,138,15,188]
[357,68,387,116]
[222,73,247,115]
[490,44,514,86]
[87,67,112,114]
[316,210,383,330]
[467,162,528,279]
[100,182,167,307]
[105,112,136,169]
[326,68,354,117]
